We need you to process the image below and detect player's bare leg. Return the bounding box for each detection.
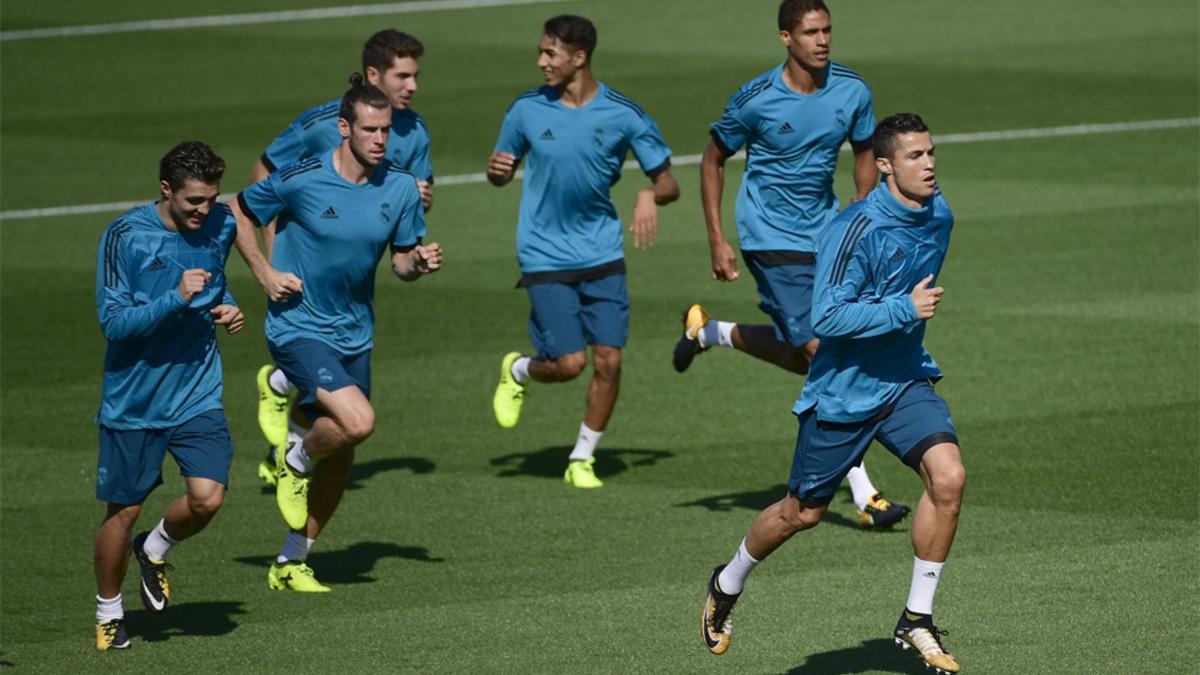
[562,345,620,488]
[729,325,815,375]
[895,443,966,674]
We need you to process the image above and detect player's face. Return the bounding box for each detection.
[368,56,420,111]
[537,35,584,88]
[878,132,937,204]
[159,178,220,231]
[342,103,391,168]
[780,10,832,70]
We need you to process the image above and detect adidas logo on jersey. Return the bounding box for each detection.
[890,248,906,261]
[540,128,556,140]
[778,122,795,135]
[148,257,166,271]
[320,206,338,219]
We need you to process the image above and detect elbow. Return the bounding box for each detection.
[811,313,846,339]
[100,321,130,342]
[660,182,681,205]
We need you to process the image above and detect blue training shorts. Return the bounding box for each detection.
[526,273,629,359]
[97,409,233,505]
[787,381,958,505]
[743,252,816,347]
[269,338,371,417]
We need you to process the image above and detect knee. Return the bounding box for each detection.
[592,350,622,380]
[930,463,966,507]
[339,405,376,444]
[785,347,811,375]
[780,503,825,534]
[187,490,224,519]
[554,351,588,380]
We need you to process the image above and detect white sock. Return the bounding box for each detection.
[568,423,603,461]
[285,438,314,475]
[268,367,293,396]
[276,530,316,564]
[699,320,735,348]
[142,519,178,562]
[846,462,879,511]
[510,356,532,384]
[906,557,945,615]
[96,594,124,623]
[716,539,759,595]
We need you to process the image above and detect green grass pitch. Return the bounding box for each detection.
[1,0,1197,671]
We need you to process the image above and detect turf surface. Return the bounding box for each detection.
[2,0,1198,671]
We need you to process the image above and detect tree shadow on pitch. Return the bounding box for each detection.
[490,446,673,480]
[779,638,923,674]
[234,541,444,585]
[259,456,435,495]
[673,484,879,532]
[125,600,246,642]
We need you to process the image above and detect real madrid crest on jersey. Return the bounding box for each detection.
[380,202,391,223]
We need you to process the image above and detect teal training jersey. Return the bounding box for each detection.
[262,98,433,181]
[494,83,671,273]
[795,183,954,423]
[95,203,237,429]
[238,151,426,355]
[711,61,874,253]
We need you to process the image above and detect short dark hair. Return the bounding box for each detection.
[362,29,424,73]
[159,141,225,190]
[873,113,931,159]
[778,0,830,31]
[544,15,597,61]
[340,73,391,126]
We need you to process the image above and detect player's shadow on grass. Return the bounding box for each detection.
[258,456,435,495]
[674,484,885,532]
[490,446,673,479]
[125,600,246,642]
[346,456,435,490]
[780,638,924,674]
[235,541,444,584]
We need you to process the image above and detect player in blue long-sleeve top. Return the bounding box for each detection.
[92,141,244,650]
[701,114,966,675]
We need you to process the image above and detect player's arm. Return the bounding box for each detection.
[389,178,441,281]
[486,152,518,187]
[849,86,878,203]
[629,166,679,250]
[391,242,443,281]
[247,155,280,260]
[230,190,302,302]
[487,103,526,188]
[701,138,739,281]
[209,284,244,334]
[96,230,201,341]
[811,230,937,339]
[850,140,876,202]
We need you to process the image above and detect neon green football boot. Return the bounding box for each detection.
[256,447,278,487]
[256,365,289,447]
[268,561,330,593]
[492,352,527,428]
[564,457,603,489]
[274,443,310,531]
